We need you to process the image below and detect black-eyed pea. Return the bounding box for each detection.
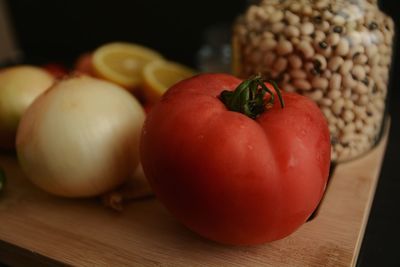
[273,57,288,73]
[284,25,301,38]
[329,73,342,91]
[320,46,333,57]
[342,133,356,145]
[343,110,355,123]
[332,15,346,26]
[362,125,375,137]
[301,5,313,16]
[269,10,284,23]
[364,115,375,126]
[293,79,312,91]
[319,21,331,32]
[315,0,329,10]
[343,74,357,89]
[340,60,354,76]
[369,55,380,66]
[322,107,333,118]
[288,54,302,69]
[374,31,385,43]
[312,9,320,18]
[366,44,378,58]
[349,45,364,58]
[260,38,277,51]
[328,56,344,72]
[301,22,315,35]
[235,24,247,38]
[302,36,313,43]
[285,10,300,25]
[351,65,366,80]
[276,39,294,55]
[354,106,367,119]
[289,2,302,13]
[314,54,327,69]
[271,22,285,34]
[328,89,341,100]
[289,69,307,79]
[335,39,350,56]
[314,30,326,42]
[354,82,369,95]
[263,4,276,13]
[336,118,345,129]
[323,10,333,20]
[344,99,355,109]
[312,76,329,90]
[327,33,341,46]
[323,70,332,79]
[354,54,368,65]
[355,119,364,131]
[343,123,356,134]
[351,92,360,102]
[255,6,269,20]
[306,90,324,101]
[332,98,345,115]
[328,124,337,135]
[290,37,301,45]
[320,98,333,107]
[374,98,385,111]
[358,94,369,105]
[297,41,315,59]
[385,30,393,45]
[245,6,258,21]
[343,88,352,99]
[262,32,275,40]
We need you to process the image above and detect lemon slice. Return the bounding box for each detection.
[92,42,163,90]
[142,60,196,104]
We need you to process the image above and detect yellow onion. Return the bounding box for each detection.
[16,75,145,197]
[0,65,54,149]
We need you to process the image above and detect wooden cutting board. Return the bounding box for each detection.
[0,122,389,267]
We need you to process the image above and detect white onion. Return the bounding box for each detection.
[16,75,145,197]
[0,65,54,149]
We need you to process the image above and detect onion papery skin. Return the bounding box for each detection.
[16,75,145,197]
[0,65,54,149]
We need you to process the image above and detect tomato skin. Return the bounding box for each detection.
[42,63,68,78]
[74,53,94,75]
[141,73,331,245]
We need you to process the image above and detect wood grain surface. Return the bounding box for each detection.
[0,123,389,267]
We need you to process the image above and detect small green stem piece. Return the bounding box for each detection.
[219,75,284,119]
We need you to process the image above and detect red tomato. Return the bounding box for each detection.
[141,73,331,245]
[74,53,94,75]
[42,63,68,78]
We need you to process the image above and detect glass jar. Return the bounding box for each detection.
[233,0,394,162]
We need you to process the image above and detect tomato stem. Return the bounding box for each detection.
[219,75,284,119]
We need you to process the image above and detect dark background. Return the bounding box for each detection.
[2,0,400,266]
